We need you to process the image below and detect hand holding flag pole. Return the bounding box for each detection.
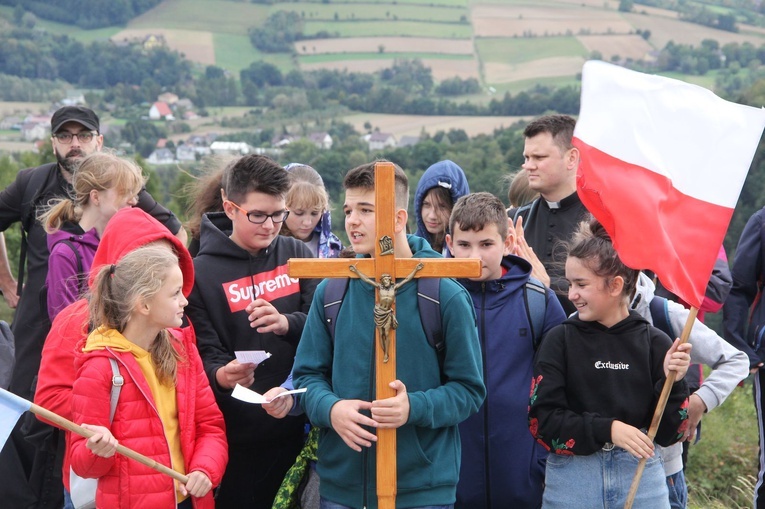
[0,387,188,484]
[624,307,697,509]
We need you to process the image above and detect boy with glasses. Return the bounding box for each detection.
[186,154,319,509]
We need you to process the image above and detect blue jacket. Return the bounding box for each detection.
[414,160,470,256]
[293,235,485,509]
[723,207,765,367]
[456,255,566,509]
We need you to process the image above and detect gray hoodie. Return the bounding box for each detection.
[630,272,749,475]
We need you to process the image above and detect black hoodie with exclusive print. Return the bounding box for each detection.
[529,311,689,456]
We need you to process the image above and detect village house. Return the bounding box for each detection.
[365,132,397,151]
[308,132,333,150]
[149,101,174,121]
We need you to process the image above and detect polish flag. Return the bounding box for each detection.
[573,61,765,308]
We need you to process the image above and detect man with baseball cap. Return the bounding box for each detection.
[0,105,187,508]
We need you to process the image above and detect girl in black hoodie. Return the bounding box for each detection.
[529,218,691,508]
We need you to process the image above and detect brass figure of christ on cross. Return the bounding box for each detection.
[288,161,480,509]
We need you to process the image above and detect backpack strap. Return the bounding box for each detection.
[323,276,445,378]
[323,278,349,342]
[512,198,540,227]
[524,277,548,350]
[416,277,444,379]
[18,164,58,296]
[649,296,676,339]
[108,358,123,423]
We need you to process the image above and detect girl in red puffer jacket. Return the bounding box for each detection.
[70,245,227,509]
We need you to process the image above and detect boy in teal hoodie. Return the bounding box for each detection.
[293,161,486,509]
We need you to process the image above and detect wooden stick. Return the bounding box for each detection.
[29,402,189,484]
[624,306,698,509]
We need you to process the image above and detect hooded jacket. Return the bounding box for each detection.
[630,272,748,475]
[34,207,193,491]
[186,212,318,446]
[414,160,469,256]
[45,223,99,321]
[724,207,765,367]
[529,312,689,456]
[456,255,566,509]
[293,235,486,509]
[70,326,227,509]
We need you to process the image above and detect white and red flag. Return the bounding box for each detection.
[574,60,765,308]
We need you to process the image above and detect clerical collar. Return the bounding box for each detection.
[544,192,580,210]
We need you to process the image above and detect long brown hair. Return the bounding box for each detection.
[90,246,183,385]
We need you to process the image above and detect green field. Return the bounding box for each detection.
[299,52,473,64]
[213,34,295,73]
[303,20,472,38]
[477,36,588,65]
[314,0,468,6]
[130,0,270,34]
[270,3,468,23]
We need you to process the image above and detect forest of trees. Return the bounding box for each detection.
[0,0,162,28]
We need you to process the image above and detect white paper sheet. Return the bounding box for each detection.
[231,384,307,405]
[234,350,271,365]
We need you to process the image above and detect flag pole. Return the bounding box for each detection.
[624,306,698,509]
[29,401,189,484]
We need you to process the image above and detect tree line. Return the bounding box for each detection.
[1,0,162,29]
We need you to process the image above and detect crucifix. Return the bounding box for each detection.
[288,161,480,509]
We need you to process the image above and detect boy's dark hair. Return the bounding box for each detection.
[343,161,409,210]
[568,216,639,298]
[523,114,576,154]
[222,154,291,203]
[450,192,509,241]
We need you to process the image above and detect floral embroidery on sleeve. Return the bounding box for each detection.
[551,438,576,455]
[675,397,690,440]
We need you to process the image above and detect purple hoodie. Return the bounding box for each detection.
[45,225,99,320]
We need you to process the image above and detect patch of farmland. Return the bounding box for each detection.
[577,34,654,61]
[343,113,527,139]
[484,56,586,84]
[295,37,473,55]
[300,58,480,81]
[472,4,633,37]
[621,12,765,48]
[0,102,48,116]
[112,28,216,65]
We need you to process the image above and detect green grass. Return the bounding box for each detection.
[299,52,473,63]
[686,382,760,507]
[129,0,270,35]
[304,20,472,38]
[476,36,588,65]
[213,33,296,73]
[269,3,468,23]
[0,6,119,43]
[309,0,468,6]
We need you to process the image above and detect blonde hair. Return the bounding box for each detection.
[282,164,330,239]
[40,152,145,234]
[90,246,183,385]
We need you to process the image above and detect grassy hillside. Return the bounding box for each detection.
[10,0,764,91]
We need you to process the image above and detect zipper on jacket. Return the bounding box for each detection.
[479,283,491,508]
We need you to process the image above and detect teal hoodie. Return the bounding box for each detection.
[293,235,485,508]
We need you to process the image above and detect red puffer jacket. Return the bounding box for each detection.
[70,329,228,509]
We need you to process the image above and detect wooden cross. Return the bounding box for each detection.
[288,161,480,509]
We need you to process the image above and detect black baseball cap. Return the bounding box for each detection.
[50,106,100,134]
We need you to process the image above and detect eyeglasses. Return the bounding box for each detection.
[226,200,290,224]
[53,131,97,144]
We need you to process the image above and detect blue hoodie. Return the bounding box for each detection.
[414,160,470,256]
[456,254,566,509]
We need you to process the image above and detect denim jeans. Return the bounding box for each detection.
[666,470,688,509]
[542,447,670,508]
[63,489,74,509]
[320,497,452,509]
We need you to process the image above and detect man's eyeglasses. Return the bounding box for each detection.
[53,131,97,144]
[226,200,290,224]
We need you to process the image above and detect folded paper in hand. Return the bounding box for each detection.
[235,350,271,365]
[231,384,307,404]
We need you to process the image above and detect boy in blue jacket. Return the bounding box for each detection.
[293,161,486,509]
[447,192,566,509]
